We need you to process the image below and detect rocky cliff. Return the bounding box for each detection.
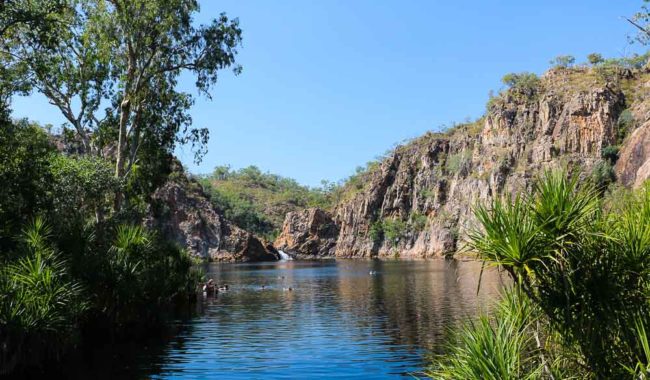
[146,165,279,262]
[276,67,650,259]
[274,208,339,257]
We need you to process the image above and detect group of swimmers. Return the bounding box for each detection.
[201,278,294,295]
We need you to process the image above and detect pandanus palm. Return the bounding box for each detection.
[467,171,650,378]
[0,218,85,374]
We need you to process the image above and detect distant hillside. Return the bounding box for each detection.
[198,165,332,240]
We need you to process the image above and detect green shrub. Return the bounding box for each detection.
[549,55,575,68]
[601,145,620,164]
[591,160,616,191]
[383,218,407,246]
[446,150,472,173]
[79,224,196,328]
[587,53,604,66]
[409,212,429,232]
[0,119,56,251]
[617,108,635,143]
[501,72,540,89]
[428,290,542,380]
[368,220,384,243]
[49,155,118,224]
[0,218,86,374]
[492,72,542,107]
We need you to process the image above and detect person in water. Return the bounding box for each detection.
[203,279,216,295]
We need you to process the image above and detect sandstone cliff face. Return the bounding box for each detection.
[274,208,338,257]
[276,68,650,259]
[147,173,279,262]
[617,120,650,187]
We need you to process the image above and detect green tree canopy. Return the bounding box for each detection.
[3,0,243,209]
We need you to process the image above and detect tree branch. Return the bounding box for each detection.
[625,17,650,37]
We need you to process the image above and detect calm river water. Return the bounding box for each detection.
[72,259,503,379]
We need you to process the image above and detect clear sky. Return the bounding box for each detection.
[10,1,646,187]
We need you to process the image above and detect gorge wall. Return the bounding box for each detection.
[276,67,650,259]
[147,164,279,262]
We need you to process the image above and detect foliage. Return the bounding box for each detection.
[0,119,56,251]
[601,145,620,164]
[368,220,384,243]
[587,53,604,65]
[590,160,617,192]
[410,212,429,232]
[103,225,194,325]
[428,290,542,380]
[501,72,540,90]
[340,162,381,195]
[382,218,407,246]
[617,108,636,143]
[0,118,198,374]
[368,214,427,246]
[199,165,333,240]
[549,55,575,68]
[490,72,541,109]
[0,0,242,375]
[3,0,243,210]
[0,0,68,105]
[627,319,650,378]
[628,0,650,46]
[0,218,86,374]
[466,170,650,378]
[49,155,119,223]
[445,150,472,174]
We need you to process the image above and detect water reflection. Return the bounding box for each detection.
[67,259,503,379]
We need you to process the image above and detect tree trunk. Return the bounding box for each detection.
[114,97,131,211]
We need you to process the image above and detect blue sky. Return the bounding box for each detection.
[10,1,646,187]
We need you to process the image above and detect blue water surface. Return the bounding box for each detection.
[76,259,502,379]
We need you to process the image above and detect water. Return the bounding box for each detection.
[74,259,503,379]
[277,250,293,261]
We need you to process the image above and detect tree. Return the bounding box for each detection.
[549,55,575,68]
[4,0,243,210]
[587,52,604,65]
[0,0,68,107]
[501,72,539,89]
[0,118,56,251]
[212,165,231,180]
[627,0,650,45]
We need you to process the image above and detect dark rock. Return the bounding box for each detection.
[146,174,278,262]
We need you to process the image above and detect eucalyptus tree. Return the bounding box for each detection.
[3,0,242,209]
[0,0,68,107]
[628,0,650,44]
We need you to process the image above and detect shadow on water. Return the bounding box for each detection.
[53,259,503,379]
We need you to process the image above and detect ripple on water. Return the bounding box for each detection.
[88,260,504,379]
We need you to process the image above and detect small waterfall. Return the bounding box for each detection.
[278,250,293,261]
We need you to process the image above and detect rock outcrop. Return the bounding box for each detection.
[147,172,279,262]
[617,121,650,187]
[274,208,338,257]
[275,67,650,259]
